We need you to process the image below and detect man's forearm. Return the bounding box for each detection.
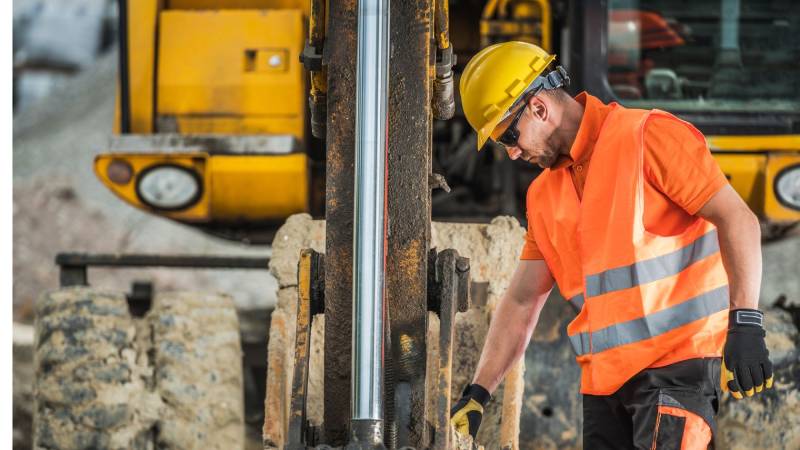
[472,289,549,393]
[698,185,763,311]
[715,209,762,310]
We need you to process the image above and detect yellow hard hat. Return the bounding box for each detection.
[460,42,556,150]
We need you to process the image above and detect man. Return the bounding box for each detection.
[450,42,774,449]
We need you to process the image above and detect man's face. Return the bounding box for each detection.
[491,96,560,169]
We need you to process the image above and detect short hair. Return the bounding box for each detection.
[540,87,570,103]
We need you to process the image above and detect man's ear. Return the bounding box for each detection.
[528,95,548,122]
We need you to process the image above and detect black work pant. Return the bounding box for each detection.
[583,357,721,450]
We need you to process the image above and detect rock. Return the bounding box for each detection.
[263,214,326,447]
[264,215,528,449]
[16,0,109,70]
[268,214,326,288]
[14,70,74,112]
[14,323,35,450]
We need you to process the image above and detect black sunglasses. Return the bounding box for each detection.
[496,88,539,148]
[496,101,529,147]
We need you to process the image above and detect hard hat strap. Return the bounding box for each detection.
[499,66,571,123]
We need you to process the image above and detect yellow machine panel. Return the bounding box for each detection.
[714,153,766,215]
[157,9,305,134]
[708,134,800,223]
[175,116,303,137]
[765,154,800,222]
[707,135,800,152]
[94,152,308,223]
[124,0,160,134]
[208,154,308,220]
[166,0,310,14]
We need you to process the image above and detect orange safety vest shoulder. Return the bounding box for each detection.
[528,104,729,395]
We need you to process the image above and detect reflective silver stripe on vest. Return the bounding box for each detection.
[569,331,591,356]
[568,293,585,310]
[585,229,720,298]
[569,285,728,357]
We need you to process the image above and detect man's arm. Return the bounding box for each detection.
[451,259,554,438]
[695,184,761,310]
[472,259,555,392]
[696,184,773,398]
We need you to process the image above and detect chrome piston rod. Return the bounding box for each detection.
[351,0,390,434]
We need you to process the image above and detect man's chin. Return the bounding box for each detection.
[520,156,547,168]
[535,156,556,169]
[537,151,561,169]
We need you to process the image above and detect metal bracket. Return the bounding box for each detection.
[55,252,271,288]
[434,46,456,78]
[432,47,456,120]
[301,40,325,72]
[286,249,326,449]
[126,280,153,317]
[431,249,471,449]
[427,249,470,316]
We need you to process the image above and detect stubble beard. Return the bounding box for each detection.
[534,144,559,169]
[535,131,565,169]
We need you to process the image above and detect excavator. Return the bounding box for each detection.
[91,0,798,244]
[32,0,799,449]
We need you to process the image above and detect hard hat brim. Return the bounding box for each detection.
[476,99,515,151]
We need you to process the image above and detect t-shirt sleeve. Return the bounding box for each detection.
[643,116,729,215]
[520,224,544,260]
[520,185,545,260]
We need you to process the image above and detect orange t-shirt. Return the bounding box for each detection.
[520,93,728,260]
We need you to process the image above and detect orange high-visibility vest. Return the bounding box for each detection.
[528,105,729,395]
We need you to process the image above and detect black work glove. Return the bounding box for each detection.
[722,308,774,399]
[450,384,491,439]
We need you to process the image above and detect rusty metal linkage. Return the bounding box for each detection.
[286,249,325,449]
[55,252,271,288]
[323,0,359,443]
[386,0,434,446]
[427,249,471,449]
[302,0,328,139]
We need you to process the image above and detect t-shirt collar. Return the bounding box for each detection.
[551,92,612,170]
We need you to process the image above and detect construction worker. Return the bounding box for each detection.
[450,41,774,449]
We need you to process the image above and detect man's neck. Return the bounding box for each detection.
[556,97,585,157]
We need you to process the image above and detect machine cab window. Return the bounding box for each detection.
[606,0,800,113]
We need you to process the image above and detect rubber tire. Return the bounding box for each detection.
[33,288,245,450]
[148,291,245,450]
[33,287,158,450]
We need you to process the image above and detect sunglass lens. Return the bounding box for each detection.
[498,128,518,147]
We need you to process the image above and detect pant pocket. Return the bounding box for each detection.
[651,405,712,450]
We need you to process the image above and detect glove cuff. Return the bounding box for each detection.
[463,383,491,407]
[729,308,764,330]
